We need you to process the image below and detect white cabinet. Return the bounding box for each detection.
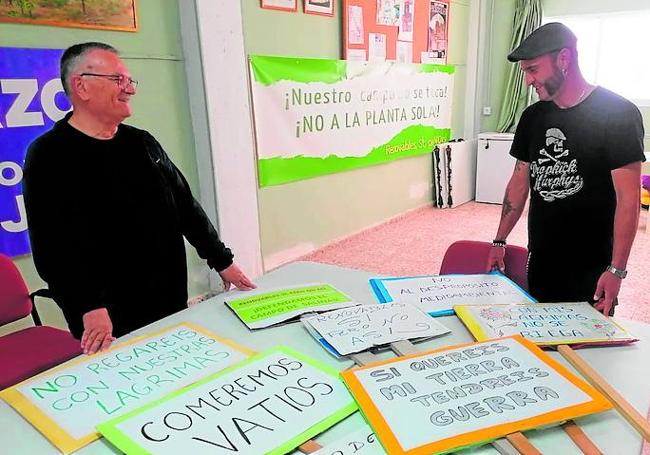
[475,132,516,204]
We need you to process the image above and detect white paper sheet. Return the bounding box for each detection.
[368,33,387,61]
[396,40,413,63]
[304,302,450,355]
[376,0,399,26]
[348,5,365,45]
[421,51,445,64]
[346,49,367,61]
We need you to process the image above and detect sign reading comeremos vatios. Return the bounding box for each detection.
[98,347,357,455]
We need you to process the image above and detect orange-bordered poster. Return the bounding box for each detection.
[341,335,611,454]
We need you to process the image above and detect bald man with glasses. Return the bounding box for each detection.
[24,42,255,355]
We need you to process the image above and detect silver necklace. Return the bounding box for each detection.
[558,86,589,109]
[574,86,589,104]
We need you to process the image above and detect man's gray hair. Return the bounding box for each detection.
[60,42,118,95]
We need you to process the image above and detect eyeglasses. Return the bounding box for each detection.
[79,72,138,89]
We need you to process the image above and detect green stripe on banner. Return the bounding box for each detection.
[258,125,451,187]
[419,64,456,74]
[250,55,347,86]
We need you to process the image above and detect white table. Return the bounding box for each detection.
[1,261,649,454]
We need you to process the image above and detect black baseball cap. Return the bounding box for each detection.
[507,22,577,62]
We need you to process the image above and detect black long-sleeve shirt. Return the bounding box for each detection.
[23,114,233,338]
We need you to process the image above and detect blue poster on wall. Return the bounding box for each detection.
[0,47,70,257]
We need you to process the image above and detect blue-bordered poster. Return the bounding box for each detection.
[369,273,536,316]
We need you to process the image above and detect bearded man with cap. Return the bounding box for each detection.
[486,22,645,315]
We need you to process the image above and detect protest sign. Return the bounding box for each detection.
[370,273,535,316]
[313,423,385,454]
[98,347,357,455]
[456,302,637,347]
[0,323,252,454]
[341,336,611,454]
[224,283,354,329]
[303,302,450,356]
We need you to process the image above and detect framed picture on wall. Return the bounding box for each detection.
[261,0,298,12]
[304,0,335,16]
[0,0,138,32]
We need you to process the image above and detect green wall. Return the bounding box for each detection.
[241,0,342,57]
[1,0,205,334]
[242,0,472,270]
[480,0,516,132]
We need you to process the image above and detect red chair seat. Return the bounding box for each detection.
[440,240,529,290]
[0,326,81,390]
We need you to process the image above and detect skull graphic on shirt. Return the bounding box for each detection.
[529,128,584,202]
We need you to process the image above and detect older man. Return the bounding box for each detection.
[24,42,255,355]
[486,23,645,315]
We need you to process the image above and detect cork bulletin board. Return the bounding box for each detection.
[343,0,449,63]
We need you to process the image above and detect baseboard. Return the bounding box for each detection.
[264,202,436,272]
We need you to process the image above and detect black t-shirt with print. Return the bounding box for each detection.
[510,86,645,264]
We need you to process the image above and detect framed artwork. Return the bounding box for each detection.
[0,0,138,32]
[261,0,298,12]
[305,0,335,16]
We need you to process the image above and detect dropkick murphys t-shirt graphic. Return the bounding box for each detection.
[530,127,584,202]
[510,87,645,256]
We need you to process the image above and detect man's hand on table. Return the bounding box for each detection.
[81,308,115,355]
[219,263,257,291]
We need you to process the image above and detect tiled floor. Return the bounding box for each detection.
[300,201,650,453]
[300,201,650,324]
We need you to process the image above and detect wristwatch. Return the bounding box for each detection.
[606,265,627,279]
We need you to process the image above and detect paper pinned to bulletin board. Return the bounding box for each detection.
[344,0,449,63]
[0,323,253,454]
[341,336,612,455]
[455,302,638,347]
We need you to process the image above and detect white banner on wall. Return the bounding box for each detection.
[249,56,454,186]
